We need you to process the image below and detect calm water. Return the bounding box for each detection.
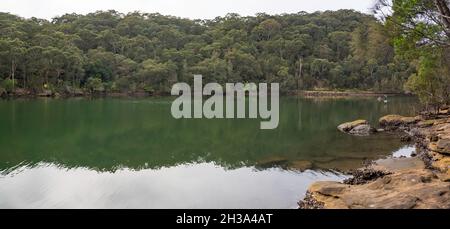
[0,96,418,208]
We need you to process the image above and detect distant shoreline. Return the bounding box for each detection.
[296,90,411,97]
[1,90,412,99]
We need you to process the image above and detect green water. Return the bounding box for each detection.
[0,96,418,208]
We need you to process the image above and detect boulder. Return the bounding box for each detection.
[338,120,375,136]
[439,107,450,115]
[349,124,374,136]
[337,119,368,132]
[439,109,449,115]
[436,139,450,155]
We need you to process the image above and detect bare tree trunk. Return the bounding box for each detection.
[23,64,27,89]
[44,70,49,86]
[435,0,450,36]
[11,59,16,91]
[296,58,303,92]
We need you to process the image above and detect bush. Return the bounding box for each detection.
[2,79,15,93]
[0,86,5,96]
[86,77,104,93]
[143,85,154,93]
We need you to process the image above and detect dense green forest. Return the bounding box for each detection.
[0,9,414,96]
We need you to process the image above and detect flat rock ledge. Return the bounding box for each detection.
[300,114,450,209]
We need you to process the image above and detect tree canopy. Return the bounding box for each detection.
[0,10,413,95]
[375,0,450,107]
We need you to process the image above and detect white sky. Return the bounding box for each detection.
[0,0,376,20]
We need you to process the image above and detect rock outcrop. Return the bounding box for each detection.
[302,168,450,209]
[337,120,375,136]
[379,114,421,130]
[300,113,450,209]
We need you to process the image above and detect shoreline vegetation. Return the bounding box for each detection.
[0,89,412,99]
[299,109,450,209]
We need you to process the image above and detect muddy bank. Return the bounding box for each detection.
[299,111,450,209]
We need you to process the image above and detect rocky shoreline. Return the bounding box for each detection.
[299,108,450,209]
[298,90,409,98]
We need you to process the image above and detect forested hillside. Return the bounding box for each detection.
[0,10,412,95]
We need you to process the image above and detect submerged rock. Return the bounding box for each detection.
[372,157,426,173]
[287,160,313,171]
[337,120,375,136]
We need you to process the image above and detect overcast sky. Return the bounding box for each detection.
[0,0,376,20]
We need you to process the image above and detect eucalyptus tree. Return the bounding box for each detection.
[375,0,450,106]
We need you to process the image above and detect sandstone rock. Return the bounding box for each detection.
[372,157,425,173]
[348,124,374,136]
[309,181,348,196]
[429,140,450,155]
[301,169,450,209]
[438,170,450,182]
[436,139,450,155]
[337,119,368,132]
[434,118,450,125]
[429,134,439,142]
[337,120,375,136]
[301,114,450,209]
[418,119,436,128]
[379,114,421,128]
[439,108,450,115]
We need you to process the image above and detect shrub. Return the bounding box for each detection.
[2,79,15,93]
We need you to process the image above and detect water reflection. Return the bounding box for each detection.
[392,145,416,158]
[0,162,346,209]
[0,96,418,208]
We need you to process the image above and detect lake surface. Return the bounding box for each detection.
[0,96,418,208]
